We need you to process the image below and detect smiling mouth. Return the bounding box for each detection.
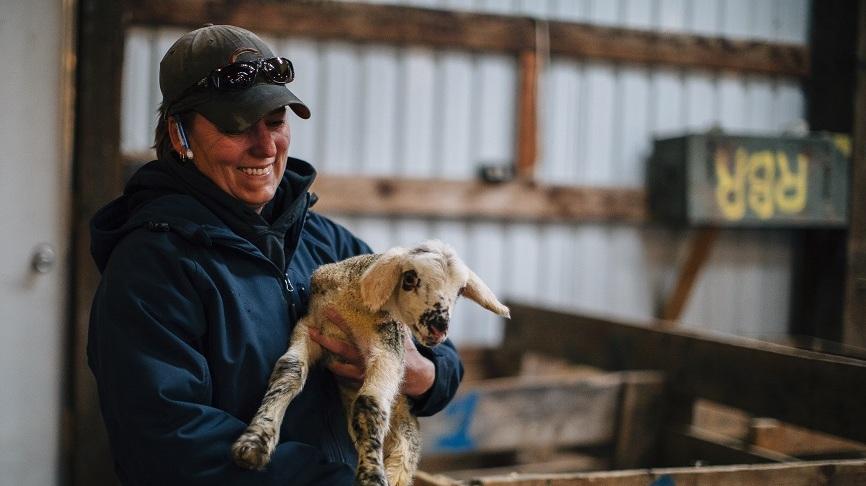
[238,163,273,176]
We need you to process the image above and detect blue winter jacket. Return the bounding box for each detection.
[88,157,463,485]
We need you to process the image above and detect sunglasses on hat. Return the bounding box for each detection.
[194,56,295,91]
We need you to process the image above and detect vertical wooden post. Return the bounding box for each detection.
[515,48,539,181]
[70,0,125,484]
[844,0,866,347]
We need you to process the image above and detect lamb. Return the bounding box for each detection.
[231,240,510,486]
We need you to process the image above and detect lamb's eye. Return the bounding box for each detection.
[401,270,419,291]
[458,286,466,296]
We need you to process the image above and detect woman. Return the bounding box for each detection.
[88,24,463,485]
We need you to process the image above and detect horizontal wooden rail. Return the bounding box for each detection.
[503,303,866,445]
[310,174,647,223]
[455,459,866,486]
[127,0,809,77]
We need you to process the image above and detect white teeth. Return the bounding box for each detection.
[239,165,273,176]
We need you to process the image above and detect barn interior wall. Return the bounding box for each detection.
[120,0,810,345]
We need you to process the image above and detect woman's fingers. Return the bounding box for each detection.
[327,360,365,382]
[323,308,356,341]
[308,327,363,364]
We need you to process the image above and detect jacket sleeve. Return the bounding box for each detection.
[409,338,464,417]
[87,235,353,486]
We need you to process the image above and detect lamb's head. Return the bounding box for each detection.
[359,240,510,347]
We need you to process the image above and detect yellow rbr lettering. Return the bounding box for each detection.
[748,150,775,219]
[713,146,810,221]
[775,152,808,214]
[715,147,747,221]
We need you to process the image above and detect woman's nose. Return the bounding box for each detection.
[248,120,277,158]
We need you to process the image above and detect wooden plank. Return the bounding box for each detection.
[748,419,866,458]
[515,49,539,180]
[125,0,809,78]
[441,452,607,481]
[72,1,126,485]
[464,459,866,486]
[660,227,719,323]
[414,471,460,486]
[503,303,866,445]
[663,426,796,467]
[420,373,650,455]
[612,372,665,469]
[693,400,752,442]
[844,0,866,347]
[310,175,646,222]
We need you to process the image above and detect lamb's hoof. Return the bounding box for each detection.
[355,466,388,486]
[232,432,273,470]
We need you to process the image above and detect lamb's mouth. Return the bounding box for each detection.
[424,328,446,346]
[238,163,274,176]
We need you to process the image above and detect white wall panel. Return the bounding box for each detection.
[121,28,155,154]
[438,50,476,179]
[280,39,322,164]
[585,63,617,184]
[540,59,582,184]
[474,54,516,167]
[360,45,400,175]
[400,47,438,177]
[657,0,688,30]
[320,42,362,174]
[686,0,721,35]
[623,0,654,29]
[651,70,685,137]
[121,0,811,346]
[551,0,590,21]
[618,67,652,185]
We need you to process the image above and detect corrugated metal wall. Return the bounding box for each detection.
[121,0,810,346]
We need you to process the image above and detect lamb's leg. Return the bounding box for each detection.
[383,396,421,486]
[351,321,406,486]
[232,318,321,470]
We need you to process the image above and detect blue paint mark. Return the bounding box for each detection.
[650,475,675,486]
[433,391,479,452]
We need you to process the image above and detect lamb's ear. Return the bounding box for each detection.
[463,269,511,318]
[359,247,407,312]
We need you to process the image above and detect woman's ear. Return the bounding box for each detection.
[167,116,193,160]
[463,269,510,318]
[359,247,408,312]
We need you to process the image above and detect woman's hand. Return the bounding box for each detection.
[308,308,435,399]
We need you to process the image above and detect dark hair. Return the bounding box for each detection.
[153,102,194,161]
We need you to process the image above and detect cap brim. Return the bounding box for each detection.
[193,83,310,133]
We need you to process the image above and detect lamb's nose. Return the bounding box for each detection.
[430,319,448,333]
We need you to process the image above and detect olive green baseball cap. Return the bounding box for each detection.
[160,24,310,132]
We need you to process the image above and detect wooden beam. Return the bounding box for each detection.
[71,0,126,485]
[660,227,719,323]
[515,49,539,180]
[463,459,866,486]
[844,0,866,347]
[748,419,866,458]
[663,426,796,467]
[502,303,866,445]
[414,471,460,486]
[437,452,607,481]
[126,0,809,78]
[310,175,646,222]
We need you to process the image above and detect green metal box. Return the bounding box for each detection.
[647,133,849,227]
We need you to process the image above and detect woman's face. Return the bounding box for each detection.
[185,108,290,213]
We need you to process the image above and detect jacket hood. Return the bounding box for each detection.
[90,157,316,273]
